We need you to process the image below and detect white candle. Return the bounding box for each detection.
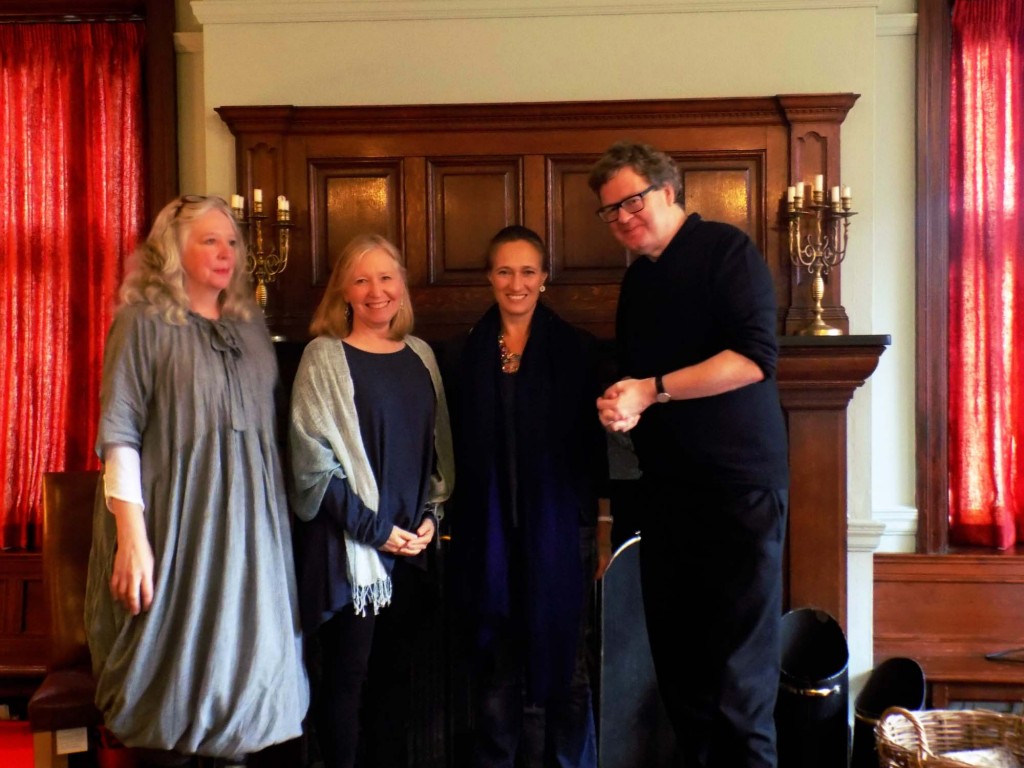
[277,195,289,212]
[230,194,244,210]
[253,188,263,204]
[814,174,824,193]
[830,186,841,203]
[787,186,796,203]
[841,185,852,200]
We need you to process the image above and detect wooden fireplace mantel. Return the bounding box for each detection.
[778,334,890,628]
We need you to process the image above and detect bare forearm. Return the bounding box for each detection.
[597,350,765,430]
[659,350,764,401]
[109,498,154,615]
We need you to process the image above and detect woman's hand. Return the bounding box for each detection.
[380,525,418,554]
[399,517,436,556]
[109,501,154,615]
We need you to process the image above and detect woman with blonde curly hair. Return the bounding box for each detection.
[85,195,309,767]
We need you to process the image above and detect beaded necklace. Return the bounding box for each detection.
[498,333,521,374]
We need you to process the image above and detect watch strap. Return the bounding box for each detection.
[655,374,671,403]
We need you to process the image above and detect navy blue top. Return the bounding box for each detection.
[617,213,789,489]
[297,342,436,632]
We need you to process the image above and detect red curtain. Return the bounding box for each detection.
[0,23,145,549]
[948,1,1024,548]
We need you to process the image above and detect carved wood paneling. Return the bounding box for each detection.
[216,95,858,342]
[310,159,404,284]
[548,157,628,283]
[427,158,521,284]
[677,153,764,244]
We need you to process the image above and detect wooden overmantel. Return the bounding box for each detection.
[778,335,890,629]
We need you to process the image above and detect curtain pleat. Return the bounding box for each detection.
[948,0,1024,548]
[0,23,145,549]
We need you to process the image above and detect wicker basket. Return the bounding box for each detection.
[877,707,1024,767]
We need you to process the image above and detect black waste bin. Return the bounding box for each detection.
[850,657,926,768]
[775,608,850,768]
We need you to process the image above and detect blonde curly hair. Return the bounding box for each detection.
[120,195,255,324]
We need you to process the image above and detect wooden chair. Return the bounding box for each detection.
[27,470,103,768]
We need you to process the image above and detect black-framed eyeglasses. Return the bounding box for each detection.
[595,184,658,223]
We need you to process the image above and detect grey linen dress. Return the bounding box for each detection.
[84,305,309,757]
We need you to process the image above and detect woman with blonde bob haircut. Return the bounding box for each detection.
[289,233,454,768]
[309,234,415,340]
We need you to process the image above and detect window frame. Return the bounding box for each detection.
[915,0,953,553]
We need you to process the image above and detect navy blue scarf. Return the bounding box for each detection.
[452,303,599,702]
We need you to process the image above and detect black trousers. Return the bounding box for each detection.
[638,480,787,768]
[314,559,430,768]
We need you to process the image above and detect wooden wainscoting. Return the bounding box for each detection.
[875,553,1024,706]
[0,552,47,697]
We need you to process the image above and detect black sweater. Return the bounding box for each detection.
[616,213,789,489]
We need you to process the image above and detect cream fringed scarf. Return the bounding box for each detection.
[288,334,454,616]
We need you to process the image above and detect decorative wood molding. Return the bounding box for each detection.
[915,0,952,553]
[217,97,842,136]
[192,0,879,25]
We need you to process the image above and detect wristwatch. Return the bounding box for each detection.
[654,375,671,404]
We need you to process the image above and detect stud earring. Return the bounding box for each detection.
[539,284,547,293]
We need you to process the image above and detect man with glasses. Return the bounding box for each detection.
[590,141,788,768]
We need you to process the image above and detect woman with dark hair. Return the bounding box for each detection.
[288,234,454,768]
[451,225,610,768]
[85,194,309,766]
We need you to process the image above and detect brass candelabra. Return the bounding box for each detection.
[231,189,292,308]
[785,177,856,336]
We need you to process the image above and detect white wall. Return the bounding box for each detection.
[873,4,919,555]
[180,0,918,697]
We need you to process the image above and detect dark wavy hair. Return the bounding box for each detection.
[588,141,684,207]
